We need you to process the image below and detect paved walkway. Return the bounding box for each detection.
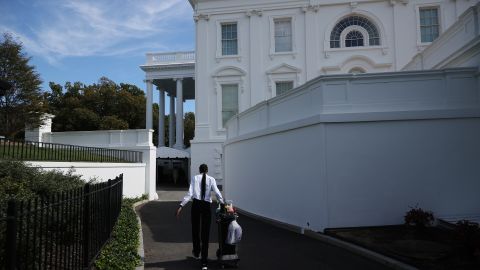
[136,190,393,270]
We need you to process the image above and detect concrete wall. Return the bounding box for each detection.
[27,162,146,198]
[41,129,157,200]
[224,68,480,232]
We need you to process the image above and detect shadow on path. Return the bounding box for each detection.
[137,201,393,270]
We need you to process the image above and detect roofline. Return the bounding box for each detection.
[188,0,196,8]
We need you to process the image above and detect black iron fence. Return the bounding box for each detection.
[0,174,124,269]
[0,138,143,163]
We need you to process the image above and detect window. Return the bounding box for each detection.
[349,67,366,74]
[419,7,439,43]
[221,84,239,126]
[330,16,380,48]
[221,23,238,55]
[345,31,364,47]
[275,81,294,96]
[274,18,293,52]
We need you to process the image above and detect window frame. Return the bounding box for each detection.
[340,25,369,48]
[220,84,240,128]
[214,76,243,131]
[216,19,242,61]
[329,15,380,49]
[273,17,293,53]
[275,81,295,96]
[416,4,442,46]
[269,15,297,58]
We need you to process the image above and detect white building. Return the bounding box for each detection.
[142,0,479,187]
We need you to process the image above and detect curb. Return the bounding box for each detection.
[236,207,418,270]
[133,199,150,270]
[304,230,418,270]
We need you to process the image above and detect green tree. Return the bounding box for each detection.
[184,112,195,148]
[47,78,147,132]
[99,115,129,130]
[0,33,45,138]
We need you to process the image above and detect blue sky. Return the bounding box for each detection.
[0,0,196,112]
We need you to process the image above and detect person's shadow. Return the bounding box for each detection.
[145,256,235,270]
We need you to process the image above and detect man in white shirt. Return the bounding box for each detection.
[176,164,224,270]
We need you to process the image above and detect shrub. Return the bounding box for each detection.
[0,160,86,266]
[0,160,85,213]
[95,196,147,270]
[404,205,434,228]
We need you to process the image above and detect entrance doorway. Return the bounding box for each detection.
[156,158,189,188]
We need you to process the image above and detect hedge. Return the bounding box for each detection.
[95,196,147,270]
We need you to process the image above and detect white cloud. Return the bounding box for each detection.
[2,0,193,63]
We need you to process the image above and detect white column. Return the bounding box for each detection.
[158,89,165,147]
[169,94,175,147]
[174,78,184,149]
[145,80,153,130]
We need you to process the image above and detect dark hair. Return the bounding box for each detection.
[199,164,208,174]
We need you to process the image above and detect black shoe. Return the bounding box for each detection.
[192,251,200,260]
[201,263,208,270]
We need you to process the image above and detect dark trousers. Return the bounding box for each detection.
[191,199,211,264]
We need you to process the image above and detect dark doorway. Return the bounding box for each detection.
[156,158,189,188]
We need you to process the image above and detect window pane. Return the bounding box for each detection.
[345,30,364,47]
[274,19,292,52]
[276,81,294,96]
[222,23,238,55]
[330,15,380,48]
[420,8,439,43]
[222,84,239,126]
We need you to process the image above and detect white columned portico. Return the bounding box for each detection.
[174,78,184,149]
[169,95,175,147]
[145,80,153,130]
[158,89,165,147]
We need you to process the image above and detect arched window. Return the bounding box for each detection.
[349,67,366,74]
[330,16,380,48]
[345,31,364,47]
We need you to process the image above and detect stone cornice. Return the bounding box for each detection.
[302,5,320,13]
[245,9,263,17]
[193,13,210,22]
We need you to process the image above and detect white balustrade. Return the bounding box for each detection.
[146,51,196,65]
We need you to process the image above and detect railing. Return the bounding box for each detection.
[0,174,123,269]
[145,51,195,65]
[0,138,143,163]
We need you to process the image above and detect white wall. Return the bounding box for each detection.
[190,0,478,181]
[403,3,480,71]
[41,129,158,200]
[27,162,146,198]
[224,68,480,231]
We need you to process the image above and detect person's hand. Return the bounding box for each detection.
[176,206,182,219]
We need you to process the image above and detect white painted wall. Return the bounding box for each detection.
[27,162,146,198]
[403,3,480,71]
[189,0,479,182]
[41,129,158,200]
[25,114,54,143]
[224,68,480,231]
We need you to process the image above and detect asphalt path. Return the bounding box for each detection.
[137,201,393,270]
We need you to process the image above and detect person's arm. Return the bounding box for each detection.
[212,177,224,204]
[177,176,194,218]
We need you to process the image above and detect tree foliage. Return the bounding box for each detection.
[0,33,45,139]
[46,77,196,147]
[184,112,195,148]
[46,77,146,132]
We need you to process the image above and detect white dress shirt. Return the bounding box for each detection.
[180,173,224,207]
